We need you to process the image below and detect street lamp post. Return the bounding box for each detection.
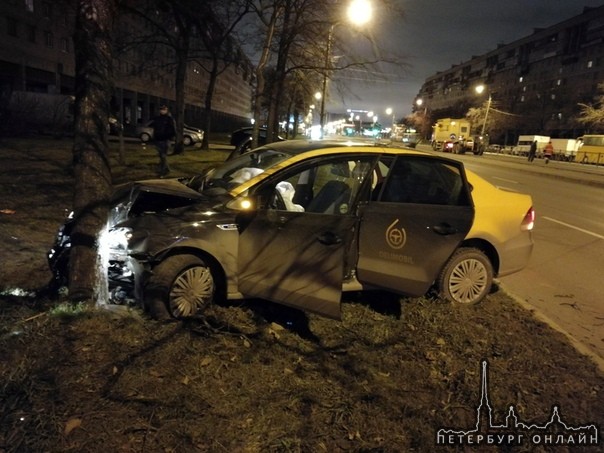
[475,84,492,136]
[415,98,428,139]
[319,26,334,137]
[385,107,394,134]
[319,0,372,138]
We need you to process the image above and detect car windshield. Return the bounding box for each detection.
[185,148,292,194]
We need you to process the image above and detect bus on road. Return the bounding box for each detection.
[576,135,604,164]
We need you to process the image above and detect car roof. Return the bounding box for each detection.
[229,140,439,197]
[254,139,427,156]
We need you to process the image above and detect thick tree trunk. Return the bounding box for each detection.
[69,0,115,303]
[173,43,189,155]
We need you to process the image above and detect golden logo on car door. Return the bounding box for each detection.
[386,219,406,250]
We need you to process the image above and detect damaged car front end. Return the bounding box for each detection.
[48,179,214,307]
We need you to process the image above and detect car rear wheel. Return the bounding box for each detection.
[183,135,192,146]
[145,254,216,319]
[436,247,493,304]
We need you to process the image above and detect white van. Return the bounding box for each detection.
[515,135,550,157]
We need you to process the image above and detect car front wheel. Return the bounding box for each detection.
[183,135,192,146]
[144,254,216,319]
[436,247,493,304]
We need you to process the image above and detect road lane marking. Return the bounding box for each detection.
[542,216,604,240]
[493,176,519,184]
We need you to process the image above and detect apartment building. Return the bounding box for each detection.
[0,0,254,135]
[415,5,604,144]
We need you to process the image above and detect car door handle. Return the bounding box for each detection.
[432,223,458,235]
[317,231,342,245]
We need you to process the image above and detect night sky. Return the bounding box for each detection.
[328,0,604,121]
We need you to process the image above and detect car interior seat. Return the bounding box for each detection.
[306,180,351,214]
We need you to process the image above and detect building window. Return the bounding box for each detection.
[25,0,34,12]
[43,2,52,18]
[6,18,17,37]
[518,76,523,83]
[28,25,36,43]
[44,31,53,48]
[587,60,593,68]
[60,37,69,53]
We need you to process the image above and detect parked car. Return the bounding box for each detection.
[48,140,534,320]
[137,121,204,146]
[107,117,123,135]
[228,127,285,159]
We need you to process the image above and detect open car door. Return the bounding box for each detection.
[238,210,356,319]
[236,155,374,319]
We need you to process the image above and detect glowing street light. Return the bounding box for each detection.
[347,0,373,25]
[319,0,373,137]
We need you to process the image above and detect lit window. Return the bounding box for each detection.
[587,60,593,68]
[25,0,34,12]
[557,79,562,86]
[519,76,523,83]
[520,96,525,102]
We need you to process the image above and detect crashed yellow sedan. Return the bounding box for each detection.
[48,140,534,320]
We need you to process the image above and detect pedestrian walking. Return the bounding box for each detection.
[543,140,554,164]
[149,105,175,176]
[528,140,537,162]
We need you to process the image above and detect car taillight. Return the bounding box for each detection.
[520,207,535,231]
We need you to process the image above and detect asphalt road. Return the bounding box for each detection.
[415,145,604,371]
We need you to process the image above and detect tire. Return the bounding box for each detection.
[145,254,216,319]
[140,132,151,143]
[436,247,493,304]
[183,135,192,146]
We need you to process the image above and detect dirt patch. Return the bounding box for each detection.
[0,138,602,452]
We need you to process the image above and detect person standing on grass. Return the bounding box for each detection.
[149,105,176,176]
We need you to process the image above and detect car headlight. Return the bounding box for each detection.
[98,226,133,262]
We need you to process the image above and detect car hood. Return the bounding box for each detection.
[110,177,230,227]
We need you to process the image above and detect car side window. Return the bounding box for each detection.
[379,156,469,206]
[260,156,374,214]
